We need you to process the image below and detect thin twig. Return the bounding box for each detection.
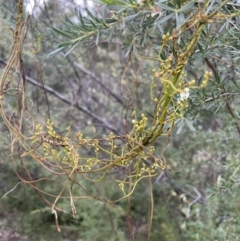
[0,58,119,135]
[73,61,123,104]
[1,182,22,199]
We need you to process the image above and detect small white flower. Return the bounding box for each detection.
[136,0,144,5]
[179,88,190,101]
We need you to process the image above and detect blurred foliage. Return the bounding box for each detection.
[0,0,240,241]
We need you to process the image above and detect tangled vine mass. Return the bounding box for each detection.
[0,0,239,231]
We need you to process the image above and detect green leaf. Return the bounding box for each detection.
[176,12,186,28]
[57,41,73,48]
[184,118,196,132]
[107,26,114,43]
[115,7,129,14]
[47,47,66,58]
[51,26,72,39]
[176,118,184,134]
[77,11,85,27]
[142,18,155,28]
[85,8,101,24]
[64,15,79,30]
[104,18,118,24]
[219,19,230,33]
[90,20,97,29]
[173,0,182,9]
[198,43,204,53]
[178,1,195,12]
[124,12,142,22]
[155,2,176,11]
[64,40,81,57]
[156,12,175,25]
[125,42,134,56]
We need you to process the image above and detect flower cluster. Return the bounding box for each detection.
[132,113,148,131]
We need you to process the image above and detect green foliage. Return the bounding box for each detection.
[1,0,240,240]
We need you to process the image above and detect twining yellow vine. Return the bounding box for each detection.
[0,0,239,233]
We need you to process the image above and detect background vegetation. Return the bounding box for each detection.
[0,0,240,240]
